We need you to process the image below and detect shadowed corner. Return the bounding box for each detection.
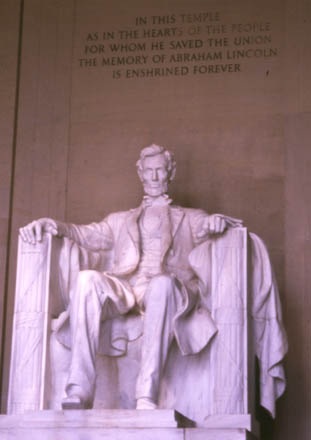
[255,358,274,440]
[174,410,196,428]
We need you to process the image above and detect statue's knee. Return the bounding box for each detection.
[77,270,101,288]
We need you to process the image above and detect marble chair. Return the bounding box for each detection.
[7,227,286,430]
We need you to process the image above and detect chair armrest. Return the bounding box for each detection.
[8,233,62,414]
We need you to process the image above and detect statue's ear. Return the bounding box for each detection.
[137,167,144,182]
[169,165,176,182]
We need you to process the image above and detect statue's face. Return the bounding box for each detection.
[140,153,170,197]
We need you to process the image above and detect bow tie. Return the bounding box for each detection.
[142,194,172,208]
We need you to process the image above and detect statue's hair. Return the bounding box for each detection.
[136,144,176,181]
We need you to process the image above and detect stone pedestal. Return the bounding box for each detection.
[0,410,258,440]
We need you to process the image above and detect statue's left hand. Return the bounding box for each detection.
[197,214,243,238]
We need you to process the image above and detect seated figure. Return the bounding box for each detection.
[16,144,287,419]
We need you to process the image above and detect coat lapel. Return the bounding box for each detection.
[170,206,185,239]
[160,206,184,260]
[126,204,185,264]
[126,206,142,251]
[159,206,173,261]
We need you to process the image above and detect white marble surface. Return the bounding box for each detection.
[0,410,257,440]
[197,414,259,438]
[0,409,179,428]
[184,429,256,440]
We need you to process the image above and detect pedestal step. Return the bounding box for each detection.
[0,410,258,440]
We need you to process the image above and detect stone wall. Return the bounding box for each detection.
[0,1,310,439]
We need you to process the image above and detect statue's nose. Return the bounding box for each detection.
[152,170,158,181]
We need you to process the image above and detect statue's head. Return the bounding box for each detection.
[136,144,176,197]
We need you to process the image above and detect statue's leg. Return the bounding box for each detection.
[62,270,126,409]
[136,274,182,409]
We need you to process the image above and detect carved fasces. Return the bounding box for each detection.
[8,234,53,414]
[210,227,249,414]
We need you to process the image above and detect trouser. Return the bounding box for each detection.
[65,270,182,405]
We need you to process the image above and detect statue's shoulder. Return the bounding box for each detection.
[103,207,140,227]
[171,205,207,218]
[104,209,132,221]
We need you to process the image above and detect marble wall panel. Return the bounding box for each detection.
[0,0,21,395]
[1,0,75,410]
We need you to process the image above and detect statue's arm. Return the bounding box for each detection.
[19,217,113,251]
[190,209,243,240]
[59,220,113,251]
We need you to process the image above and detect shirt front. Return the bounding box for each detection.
[130,204,171,308]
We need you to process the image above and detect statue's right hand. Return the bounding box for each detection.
[19,218,58,244]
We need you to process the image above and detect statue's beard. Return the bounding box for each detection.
[143,181,169,197]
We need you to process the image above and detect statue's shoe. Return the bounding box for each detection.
[136,397,157,410]
[61,395,91,410]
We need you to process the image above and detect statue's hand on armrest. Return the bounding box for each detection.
[19,218,64,244]
[197,214,243,239]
